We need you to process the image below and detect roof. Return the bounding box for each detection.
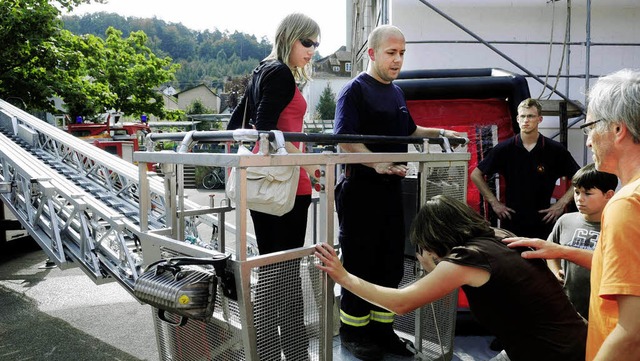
[175,84,219,98]
[316,45,351,65]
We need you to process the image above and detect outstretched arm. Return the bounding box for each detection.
[314,243,488,315]
[502,237,593,269]
[410,126,461,139]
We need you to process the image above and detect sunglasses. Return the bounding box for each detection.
[300,39,320,48]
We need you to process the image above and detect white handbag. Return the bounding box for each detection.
[225,131,299,216]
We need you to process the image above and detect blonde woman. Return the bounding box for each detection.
[227,13,320,361]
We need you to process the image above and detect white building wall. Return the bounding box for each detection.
[304,77,350,122]
[389,0,640,165]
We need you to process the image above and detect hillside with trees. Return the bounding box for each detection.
[2,0,183,120]
[62,12,272,91]
[2,2,280,121]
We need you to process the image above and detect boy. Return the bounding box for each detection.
[545,163,617,319]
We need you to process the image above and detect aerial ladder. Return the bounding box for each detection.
[0,98,223,291]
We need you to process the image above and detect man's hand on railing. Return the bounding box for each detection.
[371,162,408,176]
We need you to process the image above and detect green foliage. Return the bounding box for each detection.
[2,3,278,121]
[54,30,116,118]
[56,27,180,119]
[61,13,270,90]
[0,0,66,111]
[164,108,185,121]
[101,27,180,117]
[1,0,178,119]
[161,141,177,150]
[174,55,257,91]
[315,83,337,120]
[185,99,213,115]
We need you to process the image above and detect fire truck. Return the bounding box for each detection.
[63,113,151,163]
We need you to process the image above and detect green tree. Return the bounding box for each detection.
[54,30,116,120]
[185,99,213,115]
[315,83,336,120]
[0,0,131,114]
[61,13,273,90]
[56,27,181,120]
[96,27,180,118]
[0,0,100,111]
[185,99,219,130]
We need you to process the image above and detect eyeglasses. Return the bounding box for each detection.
[580,118,604,136]
[300,39,320,48]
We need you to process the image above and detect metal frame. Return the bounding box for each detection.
[135,130,469,360]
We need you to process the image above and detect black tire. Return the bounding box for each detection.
[202,168,225,189]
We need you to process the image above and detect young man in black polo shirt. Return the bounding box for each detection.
[470,98,580,239]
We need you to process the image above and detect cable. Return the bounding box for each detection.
[538,0,558,99]
[430,301,447,361]
[546,1,571,100]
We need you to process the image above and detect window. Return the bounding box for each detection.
[332,66,340,72]
[345,62,352,72]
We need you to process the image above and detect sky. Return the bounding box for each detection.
[68,0,348,57]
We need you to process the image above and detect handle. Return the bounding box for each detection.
[157,309,188,327]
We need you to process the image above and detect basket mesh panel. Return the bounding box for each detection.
[152,161,466,360]
[153,254,323,361]
[394,162,467,361]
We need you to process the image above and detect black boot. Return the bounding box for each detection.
[339,323,384,361]
[369,321,417,357]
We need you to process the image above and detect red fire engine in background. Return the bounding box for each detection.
[63,113,151,164]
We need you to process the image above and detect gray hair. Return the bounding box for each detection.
[266,13,320,81]
[367,25,405,52]
[588,69,640,143]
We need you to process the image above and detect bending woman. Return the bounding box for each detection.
[315,195,587,361]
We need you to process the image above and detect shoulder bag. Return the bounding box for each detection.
[225,100,299,216]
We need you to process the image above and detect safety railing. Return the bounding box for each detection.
[135,129,470,361]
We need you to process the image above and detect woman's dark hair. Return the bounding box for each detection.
[410,195,494,257]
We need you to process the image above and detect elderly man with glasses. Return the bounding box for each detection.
[578,69,640,360]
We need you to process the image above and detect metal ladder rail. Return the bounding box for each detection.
[0,100,167,224]
[0,99,219,239]
[0,131,143,288]
[29,143,161,227]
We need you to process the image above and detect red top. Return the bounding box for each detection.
[255,87,311,195]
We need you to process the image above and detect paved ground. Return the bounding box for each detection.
[0,237,157,361]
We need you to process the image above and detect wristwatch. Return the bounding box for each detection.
[439,129,446,137]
